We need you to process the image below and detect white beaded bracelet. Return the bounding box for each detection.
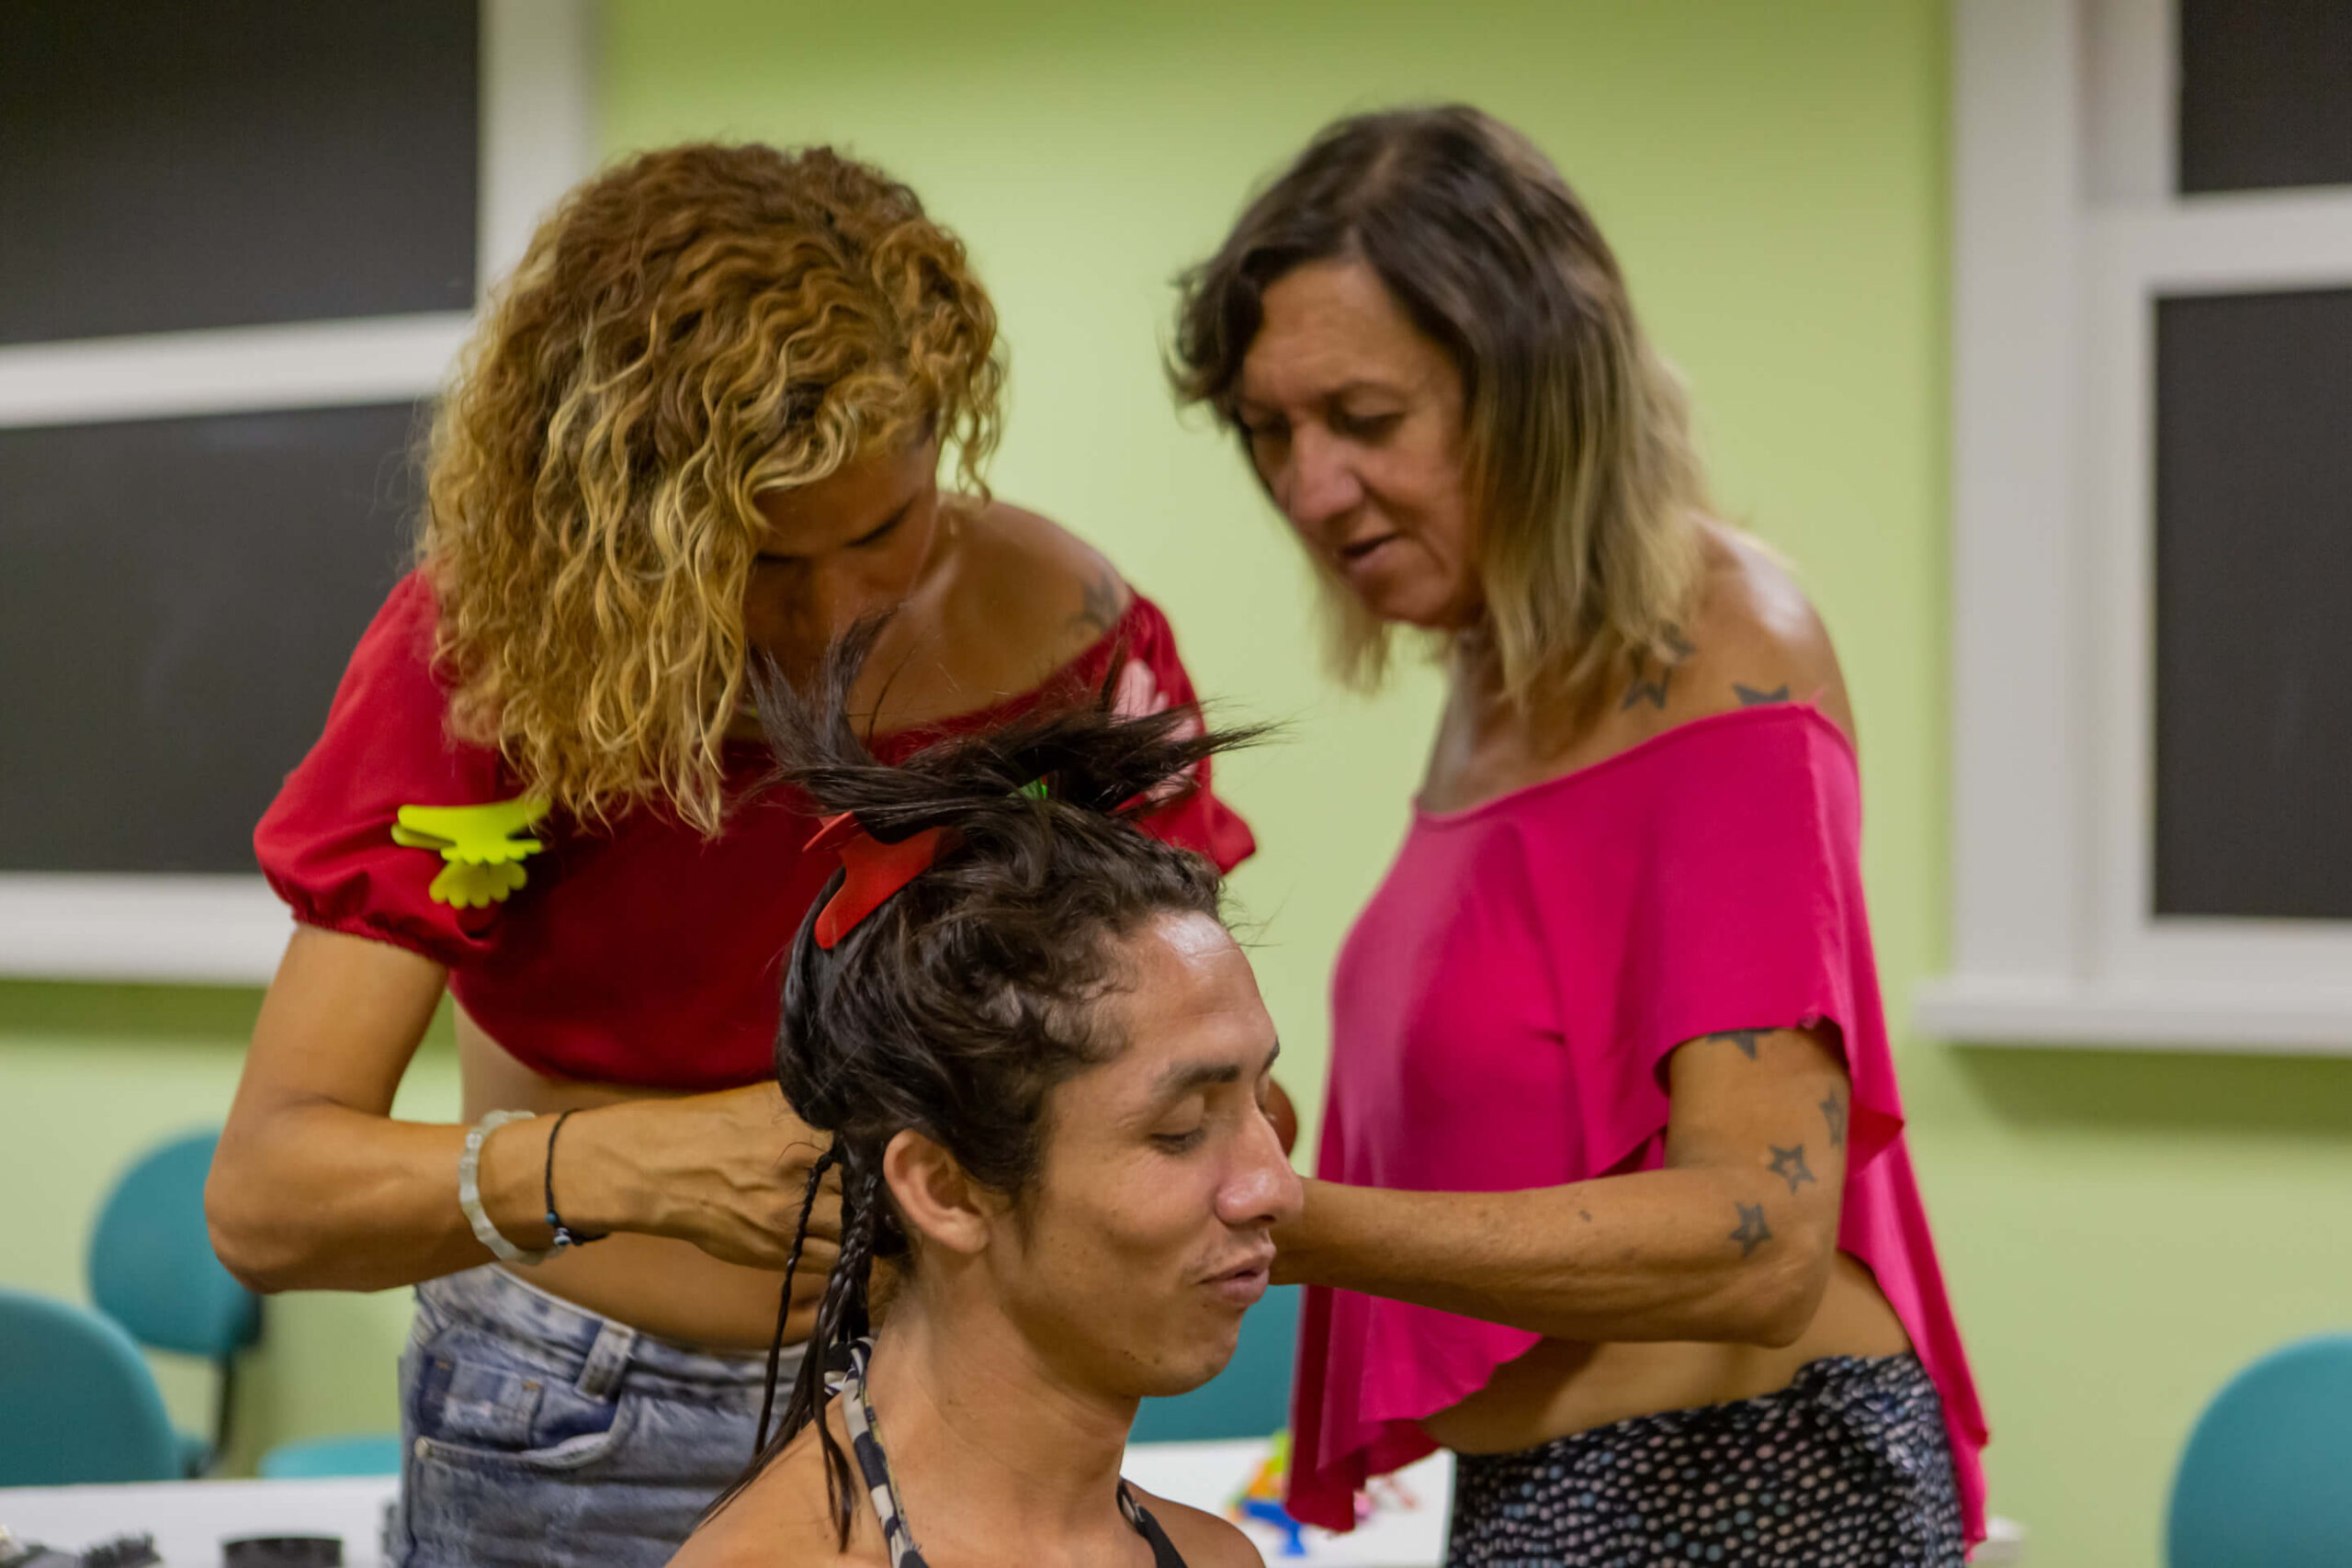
[458,1109,553,1266]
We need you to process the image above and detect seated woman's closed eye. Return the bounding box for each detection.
[672,628,1295,1568]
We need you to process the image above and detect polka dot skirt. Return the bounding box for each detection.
[1446,1353,1965,1568]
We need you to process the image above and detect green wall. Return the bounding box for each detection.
[6,5,2348,1562]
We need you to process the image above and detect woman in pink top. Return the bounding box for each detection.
[1174,106,1986,1564]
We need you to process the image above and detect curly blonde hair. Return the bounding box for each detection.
[420,142,1003,834]
[1174,105,1705,717]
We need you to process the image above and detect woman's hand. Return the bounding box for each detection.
[209,926,842,1293]
[549,1084,842,1275]
[1265,1077,1300,1156]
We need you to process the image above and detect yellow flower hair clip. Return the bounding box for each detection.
[390,796,551,909]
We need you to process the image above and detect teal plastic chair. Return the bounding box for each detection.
[1131,1284,1300,1442]
[2167,1333,2352,1566]
[0,1287,182,1484]
[260,1433,406,1479]
[86,1129,262,1474]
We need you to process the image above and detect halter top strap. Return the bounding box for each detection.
[839,1338,1190,1568]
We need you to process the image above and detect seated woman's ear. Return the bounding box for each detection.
[882,1127,995,1256]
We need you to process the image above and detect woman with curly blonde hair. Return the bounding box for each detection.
[206,142,1257,1567]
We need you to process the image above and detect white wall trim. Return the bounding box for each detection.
[0,877,290,985]
[1917,974,2352,1053]
[1946,0,2087,989]
[1932,0,2352,1052]
[0,315,470,430]
[481,0,601,290]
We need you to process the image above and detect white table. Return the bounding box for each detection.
[0,1442,1449,1568]
[0,1477,397,1566]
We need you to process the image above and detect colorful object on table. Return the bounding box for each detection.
[1229,1432,1308,1558]
[805,813,957,950]
[1359,1468,1425,1521]
[391,797,549,908]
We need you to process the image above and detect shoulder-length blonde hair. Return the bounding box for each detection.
[421,142,1002,834]
[1172,105,1705,716]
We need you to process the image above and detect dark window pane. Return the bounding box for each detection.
[2179,0,2352,194]
[2154,288,2352,919]
[0,404,424,873]
[0,0,477,344]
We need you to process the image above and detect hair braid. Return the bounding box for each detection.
[752,1145,839,1453]
[793,1156,888,1542]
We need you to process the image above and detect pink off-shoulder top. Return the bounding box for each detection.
[1288,703,1987,1546]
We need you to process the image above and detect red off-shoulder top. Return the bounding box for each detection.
[254,571,1254,1089]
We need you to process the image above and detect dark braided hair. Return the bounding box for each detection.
[705,623,1264,1542]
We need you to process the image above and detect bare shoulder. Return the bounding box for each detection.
[669,1438,886,1568]
[1617,521,1855,747]
[1127,1487,1266,1568]
[940,501,1136,692]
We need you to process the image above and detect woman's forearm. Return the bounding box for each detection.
[1272,1166,1833,1347]
[210,1104,488,1292]
[207,1098,624,1293]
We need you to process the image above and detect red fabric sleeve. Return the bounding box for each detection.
[252,572,516,969]
[1532,708,1905,1179]
[1112,595,1258,874]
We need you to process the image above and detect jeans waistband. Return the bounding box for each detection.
[417,1264,791,1393]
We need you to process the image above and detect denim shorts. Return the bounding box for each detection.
[390,1264,799,1568]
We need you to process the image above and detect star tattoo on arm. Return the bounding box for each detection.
[1821,1093,1848,1149]
[1768,1144,1815,1194]
[1730,1202,1773,1258]
[1707,1029,1766,1060]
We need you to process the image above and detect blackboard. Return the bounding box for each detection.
[0,404,425,874]
[2154,287,2352,920]
[0,0,478,897]
[0,0,479,344]
[2178,0,2352,196]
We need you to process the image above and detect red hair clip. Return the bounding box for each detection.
[805,812,957,950]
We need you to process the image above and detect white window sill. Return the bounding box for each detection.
[1916,974,2352,1054]
[0,874,290,986]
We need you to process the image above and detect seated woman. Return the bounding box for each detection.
[674,637,1295,1568]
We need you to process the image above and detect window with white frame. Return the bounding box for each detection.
[1924,0,2352,1051]
[0,0,594,985]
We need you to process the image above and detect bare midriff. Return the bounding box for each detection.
[457,1008,815,1352]
[1420,1254,1915,1455]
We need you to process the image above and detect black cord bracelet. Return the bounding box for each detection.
[543,1109,607,1250]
